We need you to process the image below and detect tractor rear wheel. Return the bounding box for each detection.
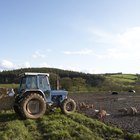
[19,93,46,119]
[61,98,76,114]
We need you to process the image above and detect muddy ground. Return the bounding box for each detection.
[69,92,140,134]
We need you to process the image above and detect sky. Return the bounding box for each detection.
[0,0,140,74]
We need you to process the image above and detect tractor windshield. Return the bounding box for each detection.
[26,76,37,89]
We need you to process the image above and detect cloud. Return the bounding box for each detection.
[21,62,31,68]
[118,27,140,49]
[0,60,15,70]
[57,65,102,74]
[46,49,52,52]
[90,26,140,60]
[39,62,51,68]
[0,60,32,71]
[63,48,93,55]
[96,48,130,60]
[32,51,46,59]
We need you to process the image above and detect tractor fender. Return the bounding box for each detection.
[23,89,47,102]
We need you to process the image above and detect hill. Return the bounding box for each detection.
[0,68,140,92]
[0,67,105,92]
[103,73,140,92]
[0,111,139,140]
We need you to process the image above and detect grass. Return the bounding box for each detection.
[0,84,19,89]
[106,74,137,83]
[0,111,139,140]
[109,74,137,79]
[103,74,138,91]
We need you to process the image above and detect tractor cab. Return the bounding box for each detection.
[19,72,51,92]
[19,73,51,101]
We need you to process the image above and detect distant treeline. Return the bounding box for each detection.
[104,72,122,75]
[0,68,105,91]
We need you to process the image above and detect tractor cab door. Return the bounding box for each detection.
[38,75,51,100]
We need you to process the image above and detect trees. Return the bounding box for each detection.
[60,77,73,91]
[72,77,86,91]
[60,77,86,91]
[0,68,106,92]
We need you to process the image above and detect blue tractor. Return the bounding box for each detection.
[14,73,76,119]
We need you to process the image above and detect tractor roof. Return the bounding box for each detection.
[20,72,49,77]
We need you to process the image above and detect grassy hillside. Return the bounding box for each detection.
[106,74,137,83]
[102,73,139,92]
[0,111,139,140]
[0,69,140,92]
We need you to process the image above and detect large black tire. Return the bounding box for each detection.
[19,93,46,119]
[61,98,76,114]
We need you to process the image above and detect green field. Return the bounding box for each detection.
[0,84,19,89]
[106,74,137,83]
[102,74,140,91]
[0,111,139,140]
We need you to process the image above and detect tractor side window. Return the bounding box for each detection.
[38,76,50,91]
[26,76,37,89]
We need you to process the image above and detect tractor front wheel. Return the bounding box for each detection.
[61,98,76,114]
[19,93,46,119]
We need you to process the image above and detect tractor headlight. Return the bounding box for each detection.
[64,95,67,99]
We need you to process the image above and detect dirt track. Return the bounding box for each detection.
[70,92,140,133]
